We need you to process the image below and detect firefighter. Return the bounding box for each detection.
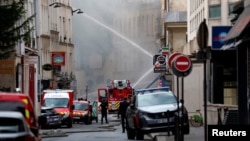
[118,97,130,133]
[99,98,108,124]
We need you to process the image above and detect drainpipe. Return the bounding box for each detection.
[34,0,41,116]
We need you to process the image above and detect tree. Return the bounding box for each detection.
[0,0,35,59]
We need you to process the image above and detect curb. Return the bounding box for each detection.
[40,122,120,138]
[40,134,68,138]
[40,130,68,138]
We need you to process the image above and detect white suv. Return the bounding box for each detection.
[125,87,190,140]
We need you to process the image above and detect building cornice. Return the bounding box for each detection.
[165,22,187,29]
[59,42,74,47]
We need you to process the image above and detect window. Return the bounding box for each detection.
[0,118,25,132]
[224,88,237,105]
[229,3,237,16]
[209,5,221,18]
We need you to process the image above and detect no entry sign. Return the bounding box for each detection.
[173,55,191,72]
[168,52,181,69]
[171,54,192,77]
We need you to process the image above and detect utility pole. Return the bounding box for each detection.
[34,0,41,116]
[85,85,88,100]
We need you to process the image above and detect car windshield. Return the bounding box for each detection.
[74,103,88,110]
[137,92,177,107]
[44,98,69,108]
[0,118,25,133]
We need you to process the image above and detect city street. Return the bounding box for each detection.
[41,114,204,141]
[0,1,249,141]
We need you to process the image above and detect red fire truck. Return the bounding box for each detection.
[97,80,133,113]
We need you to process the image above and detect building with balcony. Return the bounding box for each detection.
[37,0,77,95]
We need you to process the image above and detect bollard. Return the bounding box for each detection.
[217,108,222,125]
[174,114,179,141]
[167,110,170,136]
[224,107,228,117]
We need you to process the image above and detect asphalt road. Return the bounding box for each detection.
[40,114,205,141]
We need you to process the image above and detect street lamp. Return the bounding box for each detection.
[49,2,61,8]
[72,9,84,15]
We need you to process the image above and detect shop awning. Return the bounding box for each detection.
[221,5,250,50]
[224,5,250,41]
[221,39,242,50]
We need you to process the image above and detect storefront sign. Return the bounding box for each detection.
[24,56,38,64]
[0,59,15,74]
[212,26,232,50]
[42,64,53,71]
[51,52,65,66]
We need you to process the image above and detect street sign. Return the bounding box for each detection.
[156,55,166,65]
[173,55,191,72]
[171,54,192,77]
[161,47,170,55]
[168,52,181,69]
[24,56,38,64]
[153,54,167,73]
[197,19,208,50]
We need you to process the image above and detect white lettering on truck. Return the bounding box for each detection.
[44,93,69,98]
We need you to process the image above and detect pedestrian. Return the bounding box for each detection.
[118,97,130,133]
[99,98,109,124]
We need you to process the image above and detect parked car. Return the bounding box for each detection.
[39,106,61,129]
[73,100,92,124]
[0,93,40,140]
[126,87,190,140]
[0,111,37,141]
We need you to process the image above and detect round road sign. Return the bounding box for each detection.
[157,55,166,65]
[168,52,181,69]
[173,55,191,72]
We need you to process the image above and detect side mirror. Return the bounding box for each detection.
[130,104,135,110]
[71,105,75,110]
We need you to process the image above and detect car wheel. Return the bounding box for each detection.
[67,120,73,128]
[183,124,190,134]
[126,123,135,139]
[89,116,92,124]
[84,120,89,125]
[135,129,144,140]
[84,116,90,125]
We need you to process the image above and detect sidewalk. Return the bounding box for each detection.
[148,127,205,141]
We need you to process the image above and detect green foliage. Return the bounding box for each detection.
[192,114,203,124]
[0,0,35,59]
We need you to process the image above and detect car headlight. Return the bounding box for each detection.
[138,110,147,117]
[61,112,69,119]
[82,112,88,116]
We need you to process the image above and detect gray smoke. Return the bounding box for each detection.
[72,0,161,100]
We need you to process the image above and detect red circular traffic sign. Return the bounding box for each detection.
[173,55,191,72]
[168,52,181,69]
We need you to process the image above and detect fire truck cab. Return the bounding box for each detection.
[41,89,74,128]
[98,80,133,113]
